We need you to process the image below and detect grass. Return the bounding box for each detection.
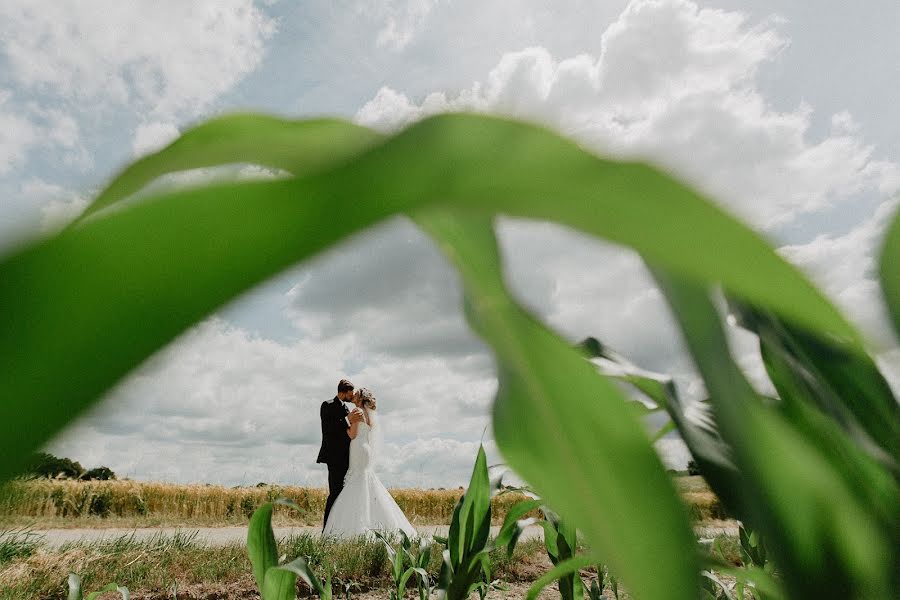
[0,528,742,600]
[0,476,724,528]
[0,527,42,566]
[0,530,551,600]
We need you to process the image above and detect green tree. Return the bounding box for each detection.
[22,452,83,479]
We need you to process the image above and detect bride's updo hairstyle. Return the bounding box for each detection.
[357,388,377,410]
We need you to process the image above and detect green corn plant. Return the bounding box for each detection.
[247,498,332,600]
[738,526,769,573]
[402,533,435,600]
[67,573,129,600]
[472,572,506,600]
[336,578,361,600]
[587,569,606,600]
[433,445,496,600]
[578,308,898,600]
[2,111,898,599]
[497,491,588,600]
[699,570,734,600]
[372,530,431,600]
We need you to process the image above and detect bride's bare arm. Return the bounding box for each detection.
[347,419,359,439]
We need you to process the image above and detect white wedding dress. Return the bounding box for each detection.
[323,411,416,539]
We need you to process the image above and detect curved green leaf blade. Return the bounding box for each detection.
[264,565,298,600]
[415,210,698,600]
[277,556,326,598]
[880,207,900,337]
[85,584,121,600]
[0,113,864,482]
[727,298,899,463]
[85,113,860,347]
[79,114,382,221]
[247,502,279,595]
[446,446,490,569]
[579,335,746,516]
[525,556,597,600]
[495,498,543,551]
[652,268,897,599]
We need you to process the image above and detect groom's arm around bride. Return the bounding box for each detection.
[317,379,362,529]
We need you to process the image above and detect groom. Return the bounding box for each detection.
[317,379,363,528]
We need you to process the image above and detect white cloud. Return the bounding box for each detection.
[780,196,900,350]
[132,121,180,157]
[356,0,898,231]
[368,0,439,50]
[0,91,89,175]
[49,308,498,486]
[0,1,276,118]
[17,178,89,233]
[0,91,36,175]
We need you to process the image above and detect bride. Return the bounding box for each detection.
[323,387,417,538]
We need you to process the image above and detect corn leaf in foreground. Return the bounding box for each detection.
[727,298,899,465]
[79,114,382,221]
[0,114,864,487]
[414,209,697,600]
[879,207,900,337]
[652,269,897,599]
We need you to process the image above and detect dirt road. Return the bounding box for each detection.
[24,521,737,548]
[28,524,534,548]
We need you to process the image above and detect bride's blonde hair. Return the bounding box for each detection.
[357,388,377,410]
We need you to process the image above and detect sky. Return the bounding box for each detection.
[1,0,898,488]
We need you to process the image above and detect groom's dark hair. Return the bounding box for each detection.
[337,379,355,393]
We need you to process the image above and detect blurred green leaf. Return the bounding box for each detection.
[650,420,677,443]
[651,268,897,599]
[525,556,596,600]
[495,498,542,553]
[0,113,862,482]
[79,114,382,221]
[880,206,900,337]
[415,209,698,600]
[727,298,899,465]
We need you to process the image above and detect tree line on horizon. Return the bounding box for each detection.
[18,452,116,481]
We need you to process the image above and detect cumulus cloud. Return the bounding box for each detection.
[49,307,498,486]
[0,1,276,118]
[356,0,897,231]
[372,0,440,50]
[0,91,36,175]
[133,122,181,157]
[780,196,900,349]
[24,179,90,233]
[0,91,88,175]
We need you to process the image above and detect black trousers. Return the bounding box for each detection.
[323,463,348,528]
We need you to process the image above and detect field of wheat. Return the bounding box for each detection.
[0,476,723,527]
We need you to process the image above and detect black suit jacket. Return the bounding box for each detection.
[316,396,351,468]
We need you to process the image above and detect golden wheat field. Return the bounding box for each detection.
[0,476,725,528]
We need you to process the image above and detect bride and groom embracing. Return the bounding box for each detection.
[316,379,416,538]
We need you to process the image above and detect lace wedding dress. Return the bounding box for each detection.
[323,411,416,538]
